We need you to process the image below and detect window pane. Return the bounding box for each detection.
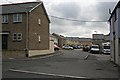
[13,33,16,36]
[18,34,21,36]
[13,14,22,22]
[2,15,8,23]
[13,14,17,22]
[17,33,22,41]
[13,33,17,40]
[18,14,22,22]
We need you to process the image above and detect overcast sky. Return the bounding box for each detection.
[1,0,119,38]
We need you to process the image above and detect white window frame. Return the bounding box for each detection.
[13,33,22,41]
[38,35,41,42]
[17,33,22,41]
[13,33,17,41]
[2,15,8,23]
[13,14,22,22]
[38,18,41,25]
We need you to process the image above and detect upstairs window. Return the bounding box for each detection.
[13,14,22,22]
[2,15,8,23]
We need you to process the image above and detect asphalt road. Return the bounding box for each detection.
[2,49,119,79]
[2,70,63,78]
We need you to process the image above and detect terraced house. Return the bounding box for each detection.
[109,1,120,65]
[1,1,51,58]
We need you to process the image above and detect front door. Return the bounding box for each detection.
[2,34,8,50]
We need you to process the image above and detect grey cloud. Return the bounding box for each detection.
[50,25,74,34]
[50,17,66,26]
[51,2,80,19]
[47,1,116,37]
[95,2,116,20]
[50,26,67,34]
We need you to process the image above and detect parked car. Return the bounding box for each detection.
[54,44,60,51]
[79,46,83,49]
[83,45,90,52]
[72,45,78,49]
[90,45,100,53]
[101,42,110,54]
[62,46,73,50]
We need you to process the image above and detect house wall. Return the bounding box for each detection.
[110,18,115,62]
[28,4,49,50]
[117,8,120,38]
[51,36,58,45]
[58,38,63,48]
[110,8,120,65]
[0,33,1,80]
[115,8,120,65]
[81,41,92,46]
[29,40,54,57]
[2,13,26,51]
[0,14,2,51]
[104,35,110,42]
[64,40,79,45]
[115,39,119,64]
[119,38,120,65]
[51,33,64,48]
[52,36,58,45]
[117,8,120,65]
[92,34,105,48]
[64,39,92,46]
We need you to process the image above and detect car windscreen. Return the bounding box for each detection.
[91,46,99,48]
[104,46,110,49]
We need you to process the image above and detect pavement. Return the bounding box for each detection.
[2,50,63,61]
[2,49,119,79]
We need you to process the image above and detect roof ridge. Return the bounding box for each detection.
[1,1,41,6]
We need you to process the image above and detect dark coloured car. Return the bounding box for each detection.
[83,46,90,52]
[72,46,78,49]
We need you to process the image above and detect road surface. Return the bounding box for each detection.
[2,49,118,80]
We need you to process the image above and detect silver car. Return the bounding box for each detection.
[62,46,73,50]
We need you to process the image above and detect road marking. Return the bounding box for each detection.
[84,54,90,60]
[9,69,90,79]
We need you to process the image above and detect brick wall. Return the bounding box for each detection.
[2,13,26,51]
[28,4,49,50]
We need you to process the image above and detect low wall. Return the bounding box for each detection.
[29,50,53,57]
[2,41,54,58]
[28,40,54,57]
[2,51,26,59]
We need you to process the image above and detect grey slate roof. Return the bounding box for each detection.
[1,2,41,14]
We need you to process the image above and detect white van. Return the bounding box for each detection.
[101,42,110,54]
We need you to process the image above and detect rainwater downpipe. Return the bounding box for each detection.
[25,11,29,57]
